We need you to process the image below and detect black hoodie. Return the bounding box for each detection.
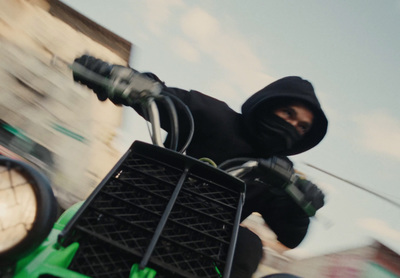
[145,75,328,164]
[133,74,328,248]
[242,76,328,156]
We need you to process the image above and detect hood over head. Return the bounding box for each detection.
[242,76,328,156]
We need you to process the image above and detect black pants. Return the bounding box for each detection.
[230,227,263,278]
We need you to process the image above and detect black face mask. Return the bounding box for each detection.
[251,113,301,156]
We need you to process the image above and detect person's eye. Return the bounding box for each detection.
[298,124,310,135]
[283,108,293,117]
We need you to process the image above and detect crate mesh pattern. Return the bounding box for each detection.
[61,141,244,278]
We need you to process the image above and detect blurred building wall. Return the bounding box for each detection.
[0,0,133,208]
[268,242,400,278]
[244,212,400,278]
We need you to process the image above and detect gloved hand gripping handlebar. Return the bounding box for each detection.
[71,55,195,152]
[72,55,165,147]
[220,156,325,216]
[72,55,163,106]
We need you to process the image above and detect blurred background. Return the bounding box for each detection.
[0,0,399,277]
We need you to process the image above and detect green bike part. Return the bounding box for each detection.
[14,241,86,278]
[13,202,86,278]
[199,157,217,167]
[54,201,84,229]
[285,183,316,216]
[129,264,157,278]
[213,262,223,277]
[13,201,158,278]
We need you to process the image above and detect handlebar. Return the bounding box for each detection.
[71,61,194,153]
[219,157,318,217]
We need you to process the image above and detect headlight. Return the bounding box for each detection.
[0,157,57,266]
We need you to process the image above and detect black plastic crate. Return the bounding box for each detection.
[58,141,245,278]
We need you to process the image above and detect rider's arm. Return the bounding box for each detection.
[259,197,310,248]
[241,178,310,249]
[238,156,324,249]
[71,55,193,141]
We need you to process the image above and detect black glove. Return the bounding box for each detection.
[294,178,325,211]
[73,55,162,106]
[73,55,113,101]
[257,157,325,212]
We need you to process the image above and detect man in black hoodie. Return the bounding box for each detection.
[73,55,328,278]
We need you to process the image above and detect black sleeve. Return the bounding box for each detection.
[129,72,233,154]
[259,195,310,248]
[242,178,310,249]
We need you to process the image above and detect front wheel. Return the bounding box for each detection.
[0,156,57,266]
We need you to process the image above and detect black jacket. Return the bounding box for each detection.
[133,74,328,248]
[240,177,310,248]
[156,88,259,164]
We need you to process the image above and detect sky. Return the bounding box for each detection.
[61,0,400,259]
